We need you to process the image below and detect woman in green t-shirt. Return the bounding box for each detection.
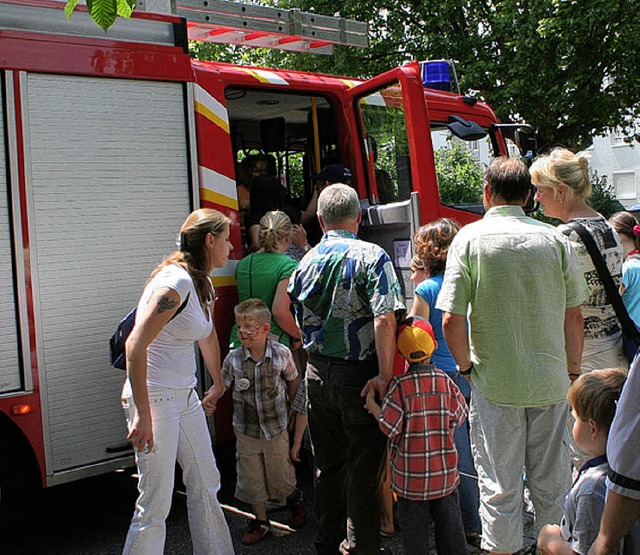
[231,211,302,349]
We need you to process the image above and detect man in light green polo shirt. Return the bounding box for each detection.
[437,157,587,555]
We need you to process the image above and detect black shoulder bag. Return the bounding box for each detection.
[109,292,190,371]
[566,221,640,363]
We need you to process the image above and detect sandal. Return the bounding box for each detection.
[241,519,271,545]
[380,528,396,538]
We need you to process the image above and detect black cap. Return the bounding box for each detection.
[311,164,352,184]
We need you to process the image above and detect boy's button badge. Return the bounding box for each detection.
[237,378,251,391]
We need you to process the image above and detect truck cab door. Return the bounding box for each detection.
[343,62,438,308]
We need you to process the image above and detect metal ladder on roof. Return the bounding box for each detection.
[137,0,369,55]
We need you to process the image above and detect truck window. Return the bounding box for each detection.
[358,83,413,205]
[431,124,495,214]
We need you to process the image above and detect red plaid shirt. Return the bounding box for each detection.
[379,363,467,501]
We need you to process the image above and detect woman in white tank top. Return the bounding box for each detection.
[121,208,234,554]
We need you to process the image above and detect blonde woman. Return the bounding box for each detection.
[231,210,302,349]
[531,148,628,373]
[122,209,234,554]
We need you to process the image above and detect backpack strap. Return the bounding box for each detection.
[565,221,640,342]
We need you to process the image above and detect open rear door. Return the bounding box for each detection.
[344,63,439,308]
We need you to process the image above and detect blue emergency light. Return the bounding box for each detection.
[421,60,460,94]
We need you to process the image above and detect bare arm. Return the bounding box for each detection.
[290,225,310,251]
[589,491,640,555]
[287,376,300,405]
[125,286,182,453]
[198,305,226,416]
[290,412,308,462]
[364,388,382,420]
[564,306,584,382]
[300,187,319,225]
[272,278,302,339]
[538,524,578,555]
[410,294,431,319]
[442,312,471,379]
[361,312,397,398]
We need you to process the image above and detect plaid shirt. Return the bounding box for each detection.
[288,230,405,360]
[379,363,467,501]
[290,378,307,415]
[222,339,298,440]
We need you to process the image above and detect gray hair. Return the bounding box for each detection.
[317,183,360,226]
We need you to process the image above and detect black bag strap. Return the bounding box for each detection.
[565,221,640,341]
[171,292,190,321]
[248,253,254,298]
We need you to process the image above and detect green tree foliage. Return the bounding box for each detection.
[434,141,484,205]
[588,173,624,218]
[224,0,638,153]
[71,0,639,152]
[65,0,134,31]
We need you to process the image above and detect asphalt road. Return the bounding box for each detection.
[3,443,321,555]
[3,443,535,554]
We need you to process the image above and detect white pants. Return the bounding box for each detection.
[470,387,571,553]
[121,381,234,555]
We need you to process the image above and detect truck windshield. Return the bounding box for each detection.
[358,83,413,204]
[431,124,503,214]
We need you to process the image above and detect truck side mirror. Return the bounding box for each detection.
[490,123,538,164]
[523,185,539,214]
[447,115,488,142]
[515,128,537,165]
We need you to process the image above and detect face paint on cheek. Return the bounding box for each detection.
[237,317,261,340]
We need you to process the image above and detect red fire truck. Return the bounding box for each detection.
[0,0,527,518]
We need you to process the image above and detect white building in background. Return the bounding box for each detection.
[587,128,640,209]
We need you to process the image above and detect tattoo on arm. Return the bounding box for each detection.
[156,295,179,315]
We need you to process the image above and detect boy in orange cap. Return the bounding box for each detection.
[366,316,468,555]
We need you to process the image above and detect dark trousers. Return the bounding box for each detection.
[397,491,468,555]
[307,354,387,555]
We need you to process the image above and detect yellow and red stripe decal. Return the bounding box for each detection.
[239,68,290,86]
[359,91,387,106]
[194,85,230,133]
[211,260,239,288]
[194,84,238,210]
[200,166,238,210]
[340,79,361,88]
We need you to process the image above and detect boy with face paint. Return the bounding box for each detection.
[222,298,306,544]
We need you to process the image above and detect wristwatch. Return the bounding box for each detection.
[458,363,474,376]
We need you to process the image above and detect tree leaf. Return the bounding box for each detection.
[65,0,81,21]
[86,0,118,32]
[116,0,134,19]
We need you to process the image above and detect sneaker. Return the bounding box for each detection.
[241,519,270,545]
[465,532,482,548]
[287,489,307,528]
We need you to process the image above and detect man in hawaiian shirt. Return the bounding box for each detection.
[289,183,405,555]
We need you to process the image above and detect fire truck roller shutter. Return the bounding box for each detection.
[23,73,194,474]
[0,85,22,394]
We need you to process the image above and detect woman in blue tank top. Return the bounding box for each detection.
[411,218,481,546]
